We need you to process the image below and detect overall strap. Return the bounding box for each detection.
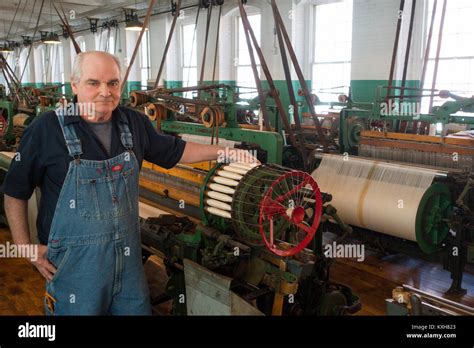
[55,110,83,159]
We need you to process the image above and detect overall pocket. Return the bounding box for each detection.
[47,244,71,284]
[44,244,72,315]
[77,168,134,220]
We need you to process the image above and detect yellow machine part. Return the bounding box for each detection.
[139,160,216,208]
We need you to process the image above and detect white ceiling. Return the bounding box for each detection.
[0,0,174,43]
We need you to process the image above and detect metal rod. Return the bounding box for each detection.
[238,1,298,146]
[383,85,438,91]
[429,0,447,113]
[400,0,416,101]
[54,2,81,54]
[154,93,224,106]
[387,0,405,101]
[121,0,156,95]
[383,94,439,99]
[274,12,308,170]
[16,0,44,100]
[154,0,182,89]
[420,0,437,94]
[236,0,271,131]
[199,5,213,88]
[212,5,223,84]
[2,55,31,104]
[270,0,328,151]
[402,284,474,315]
[147,83,227,95]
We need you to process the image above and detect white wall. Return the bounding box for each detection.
[8,0,431,88]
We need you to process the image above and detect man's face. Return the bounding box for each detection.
[71,53,121,120]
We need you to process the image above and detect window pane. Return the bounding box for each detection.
[141,69,148,90]
[314,1,353,63]
[237,14,261,92]
[140,31,149,68]
[182,24,197,89]
[183,67,197,98]
[421,0,474,112]
[108,36,115,54]
[182,24,197,68]
[312,63,351,102]
[421,59,474,113]
[312,1,352,102]
[238,14,261,66]
[427,0,474,58]
[140,31,150,89]
[237,66,260,98]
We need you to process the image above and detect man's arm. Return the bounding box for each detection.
[4,195,30,244]
[4,195,56,281]
[140,112,259,167]
[179,142,260,165]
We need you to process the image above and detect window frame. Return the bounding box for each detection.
[420,0,474,113]
[139,30,151,90]
[235,12,262,99]
[311,0,353,102]
[180,21,198,98]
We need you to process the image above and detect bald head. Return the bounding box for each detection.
[71,51,122,84]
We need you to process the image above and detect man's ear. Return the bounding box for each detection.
[71,79,78,95]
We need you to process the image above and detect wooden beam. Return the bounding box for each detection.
[360,137,474,156]
[361,130,474,147]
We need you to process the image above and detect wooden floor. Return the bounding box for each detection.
[330,246,474,315]
[0,227,472,316]
[0,227,45,314]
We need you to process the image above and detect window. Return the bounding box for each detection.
[96,29,115,53]
[312,1,353,102]
[181,23,197,98]
[41,45,48,83]
[19,48,30,84]
[108,35,116,54]
[51,44,63,83]
[1,53,16,93]
[236,14,261,98]
[73,36,86,58]
[139,30,151,90]
[34,45,44,85]
[41,43,62,84]
[421,0,474,113]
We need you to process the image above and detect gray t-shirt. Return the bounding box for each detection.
[88,120,112,155]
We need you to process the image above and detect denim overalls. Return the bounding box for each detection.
[44,111,152,315]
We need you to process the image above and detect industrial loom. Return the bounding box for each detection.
[133,0,473,314]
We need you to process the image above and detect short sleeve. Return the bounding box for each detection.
[142,116,186,169]
[3,126,44,200]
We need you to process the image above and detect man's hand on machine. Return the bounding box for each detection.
[223,148,261,166]
[180,143,261,166]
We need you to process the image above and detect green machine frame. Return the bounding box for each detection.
[141,84,285,164]
[0,100,15,144]
[338,86,474,153]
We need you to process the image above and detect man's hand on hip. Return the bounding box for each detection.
[31,245,57,282]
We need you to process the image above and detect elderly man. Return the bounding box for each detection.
[4,51,257,315]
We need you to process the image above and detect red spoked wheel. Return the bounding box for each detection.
[258,170,323,257]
